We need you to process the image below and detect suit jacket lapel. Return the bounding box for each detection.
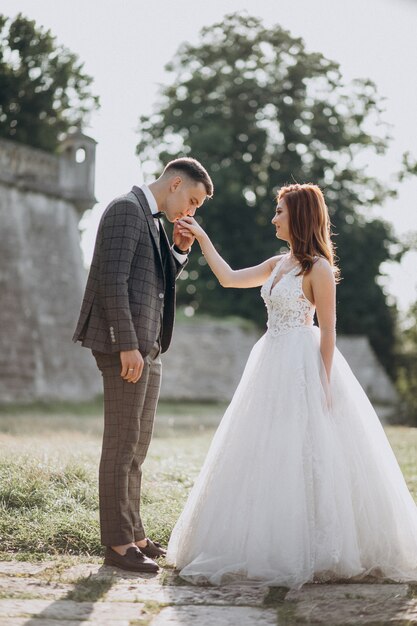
[131,186,162,260]
[159,222,177,277]
[131,186,177,279]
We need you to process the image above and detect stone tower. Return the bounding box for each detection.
[59,128,97,213]
[0,131,101,403]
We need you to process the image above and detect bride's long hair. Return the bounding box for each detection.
[278,183,340,282]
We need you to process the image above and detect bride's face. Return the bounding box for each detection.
[272,199,290,242]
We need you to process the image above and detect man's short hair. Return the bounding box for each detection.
[163,157,214,197]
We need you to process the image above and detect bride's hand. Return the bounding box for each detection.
[177,217,206,242]
[173,221,195,251]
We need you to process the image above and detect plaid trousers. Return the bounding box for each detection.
[93,343,162,546]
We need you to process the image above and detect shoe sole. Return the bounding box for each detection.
[103,557,159,573]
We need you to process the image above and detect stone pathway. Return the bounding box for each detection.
[0,560,416,625]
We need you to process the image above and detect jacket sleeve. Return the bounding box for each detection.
[98,199,145,353]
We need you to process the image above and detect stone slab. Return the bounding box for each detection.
[0,562,55,576]
[0,617,131,626]
[151,605,278,626]
[0,599,146,621]
[0,577,72,600]
[107,580,269,606]
[287,583,417,624]
[287,582,409,602]
[60,563,158,583]
[54,563,109,583]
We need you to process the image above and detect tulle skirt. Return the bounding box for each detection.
[166,326,417,589]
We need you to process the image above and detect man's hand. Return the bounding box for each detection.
[177,217,206,242]
[120,349,144,383]
[173,221,195,252]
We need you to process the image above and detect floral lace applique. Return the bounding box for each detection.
[261,259,315,336]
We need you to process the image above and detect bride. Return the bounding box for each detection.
[166,183,417,589]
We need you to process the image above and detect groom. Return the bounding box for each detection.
[73,158,213,572]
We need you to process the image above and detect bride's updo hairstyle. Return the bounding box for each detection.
[278,183,340,282]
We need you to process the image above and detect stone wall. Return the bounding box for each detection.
[161,320,399,420]
[0,138,60,191]
[335,336,398,404]
[0,134,96,212]
[160,319,260,402]
[0,135,100,403]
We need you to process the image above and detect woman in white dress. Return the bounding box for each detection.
[166,183,417,589]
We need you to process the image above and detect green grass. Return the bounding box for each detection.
[0,399,226,437]
[0,406,416,560]
[0,404,220,558]
[382,426,417,500]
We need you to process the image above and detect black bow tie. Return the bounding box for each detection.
[153,211,164,219]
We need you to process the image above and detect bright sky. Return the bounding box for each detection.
[3,0,417,311]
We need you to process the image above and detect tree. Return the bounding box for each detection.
[0,13,99,152]
[137,13,404,372]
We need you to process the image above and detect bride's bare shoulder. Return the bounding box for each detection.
[311,256,335,280]
[267,253,286,271]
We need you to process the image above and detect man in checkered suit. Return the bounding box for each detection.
[73,158,213,572]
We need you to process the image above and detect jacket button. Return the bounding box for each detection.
[159,293,164,299]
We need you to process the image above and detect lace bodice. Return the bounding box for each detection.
[261,255,315,336]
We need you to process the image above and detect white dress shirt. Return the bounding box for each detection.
[141,184,188,264]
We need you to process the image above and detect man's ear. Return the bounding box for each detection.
[170,176,182,192]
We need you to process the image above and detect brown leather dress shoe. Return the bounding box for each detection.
[139,538,167,558]
[104,546,159,572]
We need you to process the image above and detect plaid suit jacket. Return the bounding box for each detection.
[73,186,186,356]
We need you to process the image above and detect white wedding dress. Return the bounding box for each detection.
[166,256,417,589]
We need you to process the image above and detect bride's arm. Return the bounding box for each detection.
[177,217,278,288]
[311,258,336,381]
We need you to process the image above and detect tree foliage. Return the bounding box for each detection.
[137,13,405,371]
[0,13,99,152]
